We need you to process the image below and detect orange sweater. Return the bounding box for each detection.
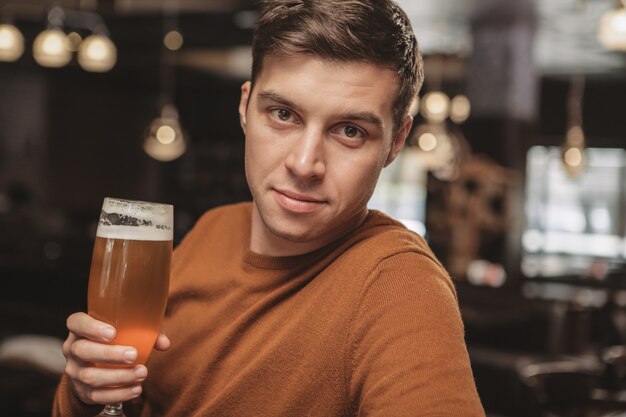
[53,202,485,416]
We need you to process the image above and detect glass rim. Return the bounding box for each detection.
[103,196,173,210]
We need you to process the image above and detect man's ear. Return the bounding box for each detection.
[239,81,252,134]
[384,115,413,167]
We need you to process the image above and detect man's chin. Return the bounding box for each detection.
[267,227,322,244]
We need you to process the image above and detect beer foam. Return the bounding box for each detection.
[96,225,172,241]
[96,198,173,241]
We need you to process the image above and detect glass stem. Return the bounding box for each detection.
[100,403,124,416]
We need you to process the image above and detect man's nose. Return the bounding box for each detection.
[284,128,326,180]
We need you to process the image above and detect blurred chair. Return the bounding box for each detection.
[587,345,626,416]
[470,345,607,417]
[602,345,626,390]
[0,334,64,417]
[519,359,598,417]
[470,346,549,417]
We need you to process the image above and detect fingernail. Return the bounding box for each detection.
[135,366,147,378]
[131,385,142,395]
[101,327,115,341]
[124,349,137,362]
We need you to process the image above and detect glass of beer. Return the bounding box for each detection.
[87,197,173,417]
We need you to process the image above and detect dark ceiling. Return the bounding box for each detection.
[1,0,625,77]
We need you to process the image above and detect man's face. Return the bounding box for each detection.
[239,54,412,256]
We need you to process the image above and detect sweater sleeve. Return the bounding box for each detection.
[347,251,485,417]
[52,374,103,417]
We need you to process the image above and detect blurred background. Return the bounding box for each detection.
[1,0,626,416]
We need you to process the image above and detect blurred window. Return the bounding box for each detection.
[522,146,626,278]
[368,148,427,236]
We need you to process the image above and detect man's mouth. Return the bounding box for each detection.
[273,188,327,213]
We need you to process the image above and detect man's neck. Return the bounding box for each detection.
[249,204,368,257]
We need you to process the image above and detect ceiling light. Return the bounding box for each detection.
[164,30,183,51]
[562,126,586,176]
[598,1,626,52]
[410,122,460,181]
[78,33,116,72]
[0,23,24,62]
[421,91,450,123]
[156,125,176,145]
[561,76,586,177]
[450,95,471,124]
[418,132,438,152]
[143,105,187,162]
[564,147,584,167]
[33,29,72,67]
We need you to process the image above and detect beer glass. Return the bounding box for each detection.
[87,198,173,417]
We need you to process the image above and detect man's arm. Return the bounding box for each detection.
[347,251,485,417]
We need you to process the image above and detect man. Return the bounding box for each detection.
[54,0,485,415]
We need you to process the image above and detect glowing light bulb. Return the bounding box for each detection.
[564,147,583,167]
[164,30,184,51]
[156,125,176,145]
[418,132,438,152]
[598,7,626,51]
[78,34,116,72]
[0,24,24,62]
[450,95,471,124]
[33,29,72,67]
[144,105,187,162]
[421,91,450,123]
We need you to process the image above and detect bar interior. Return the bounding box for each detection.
[1,0,626,416]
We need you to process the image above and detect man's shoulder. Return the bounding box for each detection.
[173,201,251,254]
[194,201,252,229]
[198,201,252,219]
[352,210,434,260]
[326,211,454,301]
[341,210,451,281]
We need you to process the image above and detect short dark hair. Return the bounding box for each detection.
[251,0,424,131]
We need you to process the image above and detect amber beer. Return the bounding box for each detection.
[87,198,173,365]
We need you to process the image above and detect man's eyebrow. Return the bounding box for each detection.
[340,112,383,128]
[257,90,298,110]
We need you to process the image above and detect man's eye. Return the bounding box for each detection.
[338,125,365,140]
[271,108,293,122]
[343,125,360,138]
[331,124,366,147]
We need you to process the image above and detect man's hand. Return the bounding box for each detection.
[62,312,171,405]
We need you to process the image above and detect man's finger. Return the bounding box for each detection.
[154,333,171,351]
[66,312,116,343]
[71,364,147,389]
[69,339,138,365]
[74,380,144,405]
